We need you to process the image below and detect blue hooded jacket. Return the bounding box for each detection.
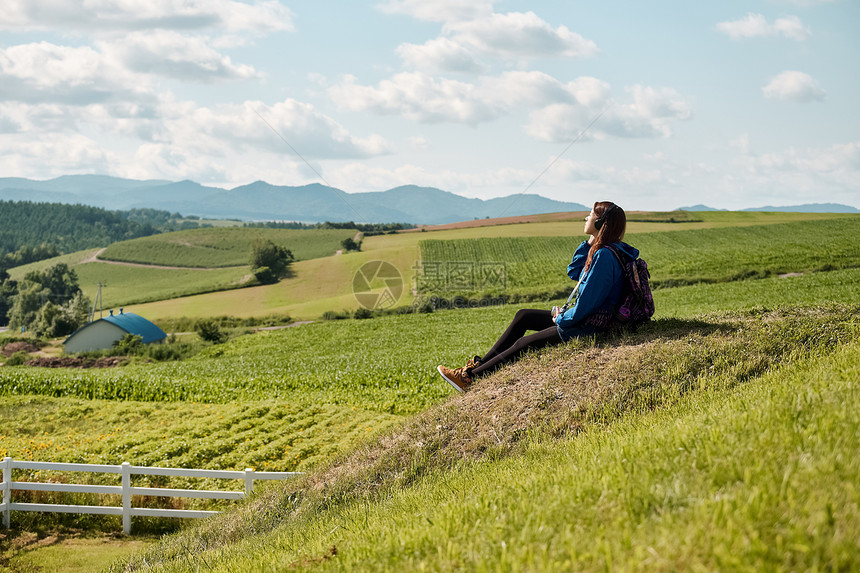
[555,239,640,337]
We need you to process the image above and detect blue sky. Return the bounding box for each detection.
[1,0,857,210]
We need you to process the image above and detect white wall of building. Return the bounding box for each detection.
[64,321,127,354]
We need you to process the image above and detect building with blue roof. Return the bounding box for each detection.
[64,309,167,354]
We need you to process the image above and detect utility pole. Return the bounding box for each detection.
[89,282,106,322]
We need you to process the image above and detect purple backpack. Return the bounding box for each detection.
[586,244,655,330]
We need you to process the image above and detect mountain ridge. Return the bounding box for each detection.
[0,176,589,225]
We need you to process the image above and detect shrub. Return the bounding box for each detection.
[341,237,361,252]
[249,239,294,284]
[353,307,374,319]
[113,333,144,354]
[195,319,228,344]
[4,350,30,366]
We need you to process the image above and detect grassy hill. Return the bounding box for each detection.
[1,210,858,570]
[98,227,359,268]
[124,212,860,322]
[110,308,859,571]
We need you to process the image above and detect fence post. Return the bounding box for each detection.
[122,462,131,535]
[244,468,254,497]
[2,457,10,529]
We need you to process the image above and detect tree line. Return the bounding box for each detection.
[243,220,414,236]
[0,263,89,335]
[0,201,214,267]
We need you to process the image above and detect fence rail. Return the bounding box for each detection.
[1,456,300,534]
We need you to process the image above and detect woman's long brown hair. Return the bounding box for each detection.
[584,201,627,272]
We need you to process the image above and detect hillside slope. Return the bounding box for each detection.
[116,305,859,571]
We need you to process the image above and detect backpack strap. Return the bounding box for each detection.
[604,243,645,295]
[602,243,628,276]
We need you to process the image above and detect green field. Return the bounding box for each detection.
[119,213,860,321]
[7,212,856,321]
[98,227,359,268]
[2,211,859,571]
[0,395,399,474]
[117,335,860,572]
[418,217,860,298]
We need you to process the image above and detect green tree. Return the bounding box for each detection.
[341,237,361,252]
[249,239,294,284]
[8,281,50,332]
[23,263,80,302]
[8,263,90,335]
[32,291,91,338]
[195,319,228,344]
[0,269,14,326]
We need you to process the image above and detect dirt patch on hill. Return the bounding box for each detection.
[23,356,129,368]
[1,341,41,356]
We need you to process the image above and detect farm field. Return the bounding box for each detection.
[0,395,399,474]
[7,212,855,321]
[2,211,859,571]
[128,214,860,321]
[418,217,860,298]
[1,263,857,413]
[98,227,358,268]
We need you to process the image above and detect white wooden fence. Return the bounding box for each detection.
[1,456,300,534]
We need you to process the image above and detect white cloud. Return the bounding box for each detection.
[3,0,294,34]
[724,141,860,207]
[331,71,690,141]
[527,85,691,142]
[446,11,598,60]
[762,70,826,102]
[730,133,751,154]
[377,0,495,23]
[742,142,860,174]
[102,31,261,82]
[0,133,115,175]
[0,42,152,105]
[716,13,810,41]
[0,94,390,184]
[330,71,608,125]
[408,136,430,150]
[329,72,500,125]
[396,38,483,73]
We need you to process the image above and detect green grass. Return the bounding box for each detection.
[0,395,400,535]
[2,265,859,414]
[111,306,860,571]
[3,211,859,570]
[6,535,155,573]
[418,217,860,298]
[98,227,359,268]
[73,262,252,307]
[656,267,860,317]
[0,396,398,473]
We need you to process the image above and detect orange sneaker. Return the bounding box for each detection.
[437,364,473,393]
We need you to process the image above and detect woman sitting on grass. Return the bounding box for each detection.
[437,201,640,392]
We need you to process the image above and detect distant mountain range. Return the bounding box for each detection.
[0,175,589,225]
[678,203,859,213]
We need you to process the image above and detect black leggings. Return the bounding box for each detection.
[470,308,562,379]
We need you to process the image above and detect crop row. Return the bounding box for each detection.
[417,217,860,297]
[99,227,358,268]
[0,395,400,474]
[2,267,860,411]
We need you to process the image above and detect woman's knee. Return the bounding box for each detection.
[513,308,531,321]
